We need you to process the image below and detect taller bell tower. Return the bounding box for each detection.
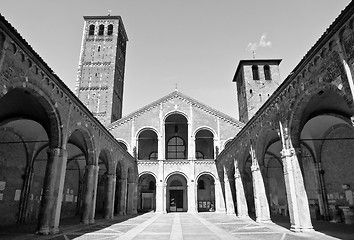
[75,15,128,126]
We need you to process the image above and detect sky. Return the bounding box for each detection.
[1,0,352,120]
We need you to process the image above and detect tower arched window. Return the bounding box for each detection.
[98,24,104,36]
[167,137,186,159]
[252,65,259,80]
[88,25,95,36]
[107,24,113,35]
[264,65,271,80]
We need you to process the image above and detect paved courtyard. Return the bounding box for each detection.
[2,212,354,240]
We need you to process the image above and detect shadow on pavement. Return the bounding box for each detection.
[0,213,143,240]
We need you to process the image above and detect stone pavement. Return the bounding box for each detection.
[1,212,354,240]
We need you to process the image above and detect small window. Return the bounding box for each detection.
[198,180,205,189]
[98,46,101,52]
[252,65,259,80]
[264,65,271,80]
[98,24,104,36]
[88,25,95,36]
[107,24,113,35]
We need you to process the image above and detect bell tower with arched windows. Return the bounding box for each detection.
[75,15,128,126]
[233,59,282,123]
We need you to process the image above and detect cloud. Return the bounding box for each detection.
[259,34,272,47]
[247,33,272,52]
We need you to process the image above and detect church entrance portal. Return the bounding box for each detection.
[166,174,187,212]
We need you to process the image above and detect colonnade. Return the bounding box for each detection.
[36,148,137,235]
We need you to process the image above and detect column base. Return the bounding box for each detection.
[36,227,50,235]
[256,218,272,223]
[187,210,197,214]
[89,219,95,224]
[50,227,60,234]
[290,225,314,233]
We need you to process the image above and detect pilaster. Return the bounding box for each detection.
[279,122,313,232]
[105,174,116,219]
[234,159,249,217]
[214,178,226,213]
[36,148,61,235]
[250,144,271,223]
[119,179,127,215]
[223,166,235,215]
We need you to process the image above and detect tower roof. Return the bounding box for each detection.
[233,59,282,82]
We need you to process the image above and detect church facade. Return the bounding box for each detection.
[0,1,354,236]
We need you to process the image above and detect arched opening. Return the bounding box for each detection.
[138,173,156,213]
[165,114,188,160]
[138,129,158,160]
[88,25,95,36]
[264,65,271,80]
[195,129,214,159]
[61,128,94,222]
[291,86,354,223]
[118,141,128,151]
[107,24,113,36]
[98,24,104,36]
[0,88,59,231]
[243,157,255,216]
[252,65,259,80]
[197,174,215,212]
[166,174,188,212]
[263,137,288,219]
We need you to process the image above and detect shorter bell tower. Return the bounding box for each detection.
[233,59,282,123]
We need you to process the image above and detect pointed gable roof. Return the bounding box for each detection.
[107,90,244,130]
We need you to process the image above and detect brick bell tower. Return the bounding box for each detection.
[233,59,282,123]
[75,15,128,126]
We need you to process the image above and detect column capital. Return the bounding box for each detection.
[47,147,61,156]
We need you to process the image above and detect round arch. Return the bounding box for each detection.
[67,126,96,165]
[165,172,188,212]
[193,126,217,138]
[163,110,189,123]
[116,138,129,151]
[135,126,160,139]
[196,172,216,212]
[0,84,62,148]
[138,172,157,212]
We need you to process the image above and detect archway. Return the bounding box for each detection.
[196,174,215,212]
[138,173,156,212]
[114,162,122,215]
[195,129,214,159]
[0,87,60,231]
[290,85,354,222]
[166,173,188,212]
[61,128,94,222]
[243,157,255,216]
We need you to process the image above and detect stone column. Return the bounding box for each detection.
[132,181,138,214]
[224,166,235,215]
[119,178,127,215]
[36,148,61,235]
[81,165,97,224]
[89,165,99,224]
[105,174,116,219]
[279,122,313,232]
[234,159,248,217]
[126,182,133,214]
[214,178,226,213]
[250,144,271,223]
[52,149,68,233]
